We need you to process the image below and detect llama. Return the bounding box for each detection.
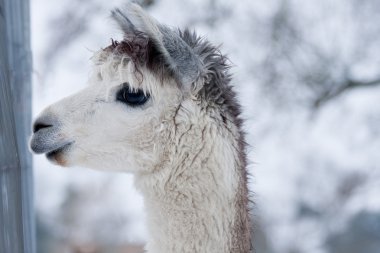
[30,3,252,253]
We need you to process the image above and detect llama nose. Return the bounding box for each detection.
[33,118,54,133]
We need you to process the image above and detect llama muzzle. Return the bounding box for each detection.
[30,115,73,156]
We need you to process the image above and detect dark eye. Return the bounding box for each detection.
[116,83,150,107]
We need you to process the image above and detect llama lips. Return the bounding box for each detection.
[30,136,73,155]
[45,142,72,161]
[30,128,73,155]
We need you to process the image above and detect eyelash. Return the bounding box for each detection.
[116,83,150,107]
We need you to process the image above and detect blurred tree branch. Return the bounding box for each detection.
[313,77,380,108]
[257,0,380,110]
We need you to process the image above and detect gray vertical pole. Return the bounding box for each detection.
[0,0,35,252]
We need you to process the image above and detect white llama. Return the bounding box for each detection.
[30,3,252,253]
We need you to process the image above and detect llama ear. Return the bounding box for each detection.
[111,3,203,90]
[111,4,162,42]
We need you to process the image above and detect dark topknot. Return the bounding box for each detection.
[111,33,149,66]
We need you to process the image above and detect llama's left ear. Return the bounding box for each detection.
[112,3,203,91]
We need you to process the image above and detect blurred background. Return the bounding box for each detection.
[31,0,380,252]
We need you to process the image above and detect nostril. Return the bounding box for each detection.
[33,122,53,133]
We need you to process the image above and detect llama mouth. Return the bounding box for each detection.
[46,142,73,161]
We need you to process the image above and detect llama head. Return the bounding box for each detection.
[30,3,235,173]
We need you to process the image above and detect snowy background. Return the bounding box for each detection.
[31,0,380,252]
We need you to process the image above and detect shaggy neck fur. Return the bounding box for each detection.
[134,31,251,253]
[135,102,251,253]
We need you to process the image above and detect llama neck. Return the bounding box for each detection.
[135,112,251,253]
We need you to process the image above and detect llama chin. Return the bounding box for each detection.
[30,3,252,252]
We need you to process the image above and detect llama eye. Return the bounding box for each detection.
[116,83,150,106]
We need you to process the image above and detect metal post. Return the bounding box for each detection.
[0,0,35,252]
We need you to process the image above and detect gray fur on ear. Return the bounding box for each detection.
[111,3,203,89]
